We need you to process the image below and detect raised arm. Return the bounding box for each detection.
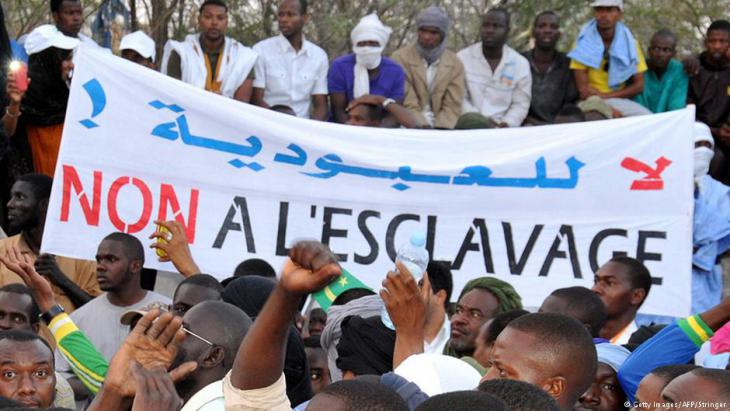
[149,220,201,278]
[230,241,340,390]
[34,254,93,308]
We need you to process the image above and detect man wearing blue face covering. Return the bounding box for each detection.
[568,0,651,117]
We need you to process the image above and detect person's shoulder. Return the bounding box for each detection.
[70,294,108,319]
[506,46,530,68]
[143,291,172,305]
[331,53,355,68]
[457,42,480,58]
[304,40,328,59]
[392,43,416,59]
[253,36,278,51]
[0,234,20,248]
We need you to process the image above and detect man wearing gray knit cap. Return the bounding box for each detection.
[392,6,465,129]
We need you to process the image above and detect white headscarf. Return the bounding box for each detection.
[351,14,392,98]
[694,122,714,186]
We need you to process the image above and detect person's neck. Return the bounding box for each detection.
[21,226,43,255]
[285,31,304,52]
[482,44,504,71]
[107,283,146,307]
[200,36,224,53]
[598,26,616,46]
[600,310,636,340]
[179,369,227,403]
[532,46,557,64]
[424,307,446,343]
[649,60,667,78]
[367,66,380,79]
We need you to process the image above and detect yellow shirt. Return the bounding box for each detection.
[570,40,648,94]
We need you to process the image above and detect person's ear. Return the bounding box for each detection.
[630,288,647,307]
[201,346,225,369]
[32,322,40,334]
[542,376,567,400]
[303,14,311,25]
[38,198,49,219]
[131,259,143,275]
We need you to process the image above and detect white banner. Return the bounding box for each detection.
[45,47,695,317]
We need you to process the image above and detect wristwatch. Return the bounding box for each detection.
[41,304,65,324]
[381,98,396,109]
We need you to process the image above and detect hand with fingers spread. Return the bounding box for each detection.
[130,363,183,411]
[0,247,57,312]
[280,240,342,296]
[149,220,201,277]
[104,309,197,397]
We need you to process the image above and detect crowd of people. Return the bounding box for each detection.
[0,0,729,409]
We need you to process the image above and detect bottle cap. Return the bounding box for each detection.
[410,231,426,247]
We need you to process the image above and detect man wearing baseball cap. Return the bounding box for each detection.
[120,30,156,69]
[568,0,651,117]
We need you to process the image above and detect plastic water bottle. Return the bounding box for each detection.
[381,232,430,330]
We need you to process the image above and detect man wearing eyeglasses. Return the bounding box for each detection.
[633,29,689,113]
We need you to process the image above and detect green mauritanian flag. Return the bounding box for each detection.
[313,268,371,311]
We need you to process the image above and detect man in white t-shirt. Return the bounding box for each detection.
[251,0,329,120]
[55,233,170,398]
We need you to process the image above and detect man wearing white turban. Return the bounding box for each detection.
[392,6,465,129]
[328,14,406,124]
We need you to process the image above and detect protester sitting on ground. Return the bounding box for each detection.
[0,330,58,408]
[54,232,170,400]
[472,309,529,368]
[576,343,631,411]
[453,112,497,130]
[224,240,401,410]
[522,11,578,125]
[303,335,331,394]
[170,274,223,317]
[252,0,328,120]
[539,286,608,339]
[660,368,730,406]
[222,275,312,406]
[591,256,652,344]
[415,390,507,411]
[617,296,730,402]
[553,105,586,124]
[20,26,78,176]
[51,0,102,48]
[328,14,405,125]
[482,313,597,411]
[633,29,688,113]
[0,174,99,313]
[306,308,326,337]
[458,8,531,127]
[162,0,258,102]
[0,284,74,408]
[345,94,420,128]
[444,276,522,358]
[633,365,698,410]
[391,6,465,129]
[569,0,651,117]
[691,122,730,314]
[688,20,730,184]
[478,379,561,411]
[119,30,156,69]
